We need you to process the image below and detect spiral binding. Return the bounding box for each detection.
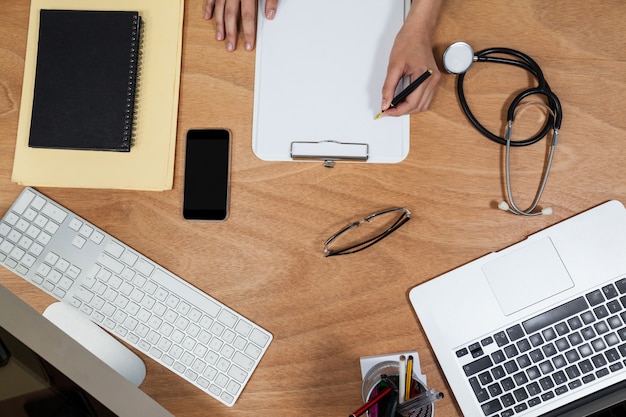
[123,14,142,150]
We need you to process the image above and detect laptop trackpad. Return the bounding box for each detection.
[483,237,574,316]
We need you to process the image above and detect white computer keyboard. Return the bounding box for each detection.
[0,187,272,407]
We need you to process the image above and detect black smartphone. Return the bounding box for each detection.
[183,129,231,221]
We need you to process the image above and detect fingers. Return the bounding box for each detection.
[206,0,278,52]
[381,68,440,117]
[240,0,256,51]
[204,0,216,19]
[211,0,227,44]
[222,0,240,51]
[208,0,243,51]
[265,0,278,19]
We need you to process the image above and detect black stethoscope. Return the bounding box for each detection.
[443,42,563,216]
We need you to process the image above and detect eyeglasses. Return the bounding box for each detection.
[323,207,411,257]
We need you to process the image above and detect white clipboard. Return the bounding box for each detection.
[252,0,411,165]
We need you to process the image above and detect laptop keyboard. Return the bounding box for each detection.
[456,277,626,416]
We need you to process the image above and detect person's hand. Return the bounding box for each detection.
[204,0,278,52]
[380,0,441,117]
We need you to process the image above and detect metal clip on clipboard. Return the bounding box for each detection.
[290,140,369,168]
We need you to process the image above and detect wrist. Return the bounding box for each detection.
[405,0,442,36]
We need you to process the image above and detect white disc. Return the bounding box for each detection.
[443,41,474,74]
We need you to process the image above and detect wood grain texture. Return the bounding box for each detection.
[0,1,625,416]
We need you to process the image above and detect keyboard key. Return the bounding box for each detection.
[579,359,594,374]
[543,328,557,341]
[501,393,515,407]
[513,372,528,386]
[504,345,518,359]
[41,202,67,224]
[607,300,622,314]
[529,333,544,347]
[615,278,626,294]
[606,333,620,346]
[249,328,271,347]
[478,371,493,385]
[491,365,506,380]
[581,311,595,324]
[464,356,494,377]
[581,327,596,340]
[568,316,583,330]
[555,322,569,336]
[529,349,544,363]
[523,297,588,334]
[501,377,515,392]
[513,387,528,402]
[543,343,557,357]
[553,371,567,385]
[507,324,525,341]
[555,338,570,352]
[579,343,593,358]
[592,354,607,368]
[456,347,469,358]
[494,331,508,347]
[481,336,494,346]
[602,284,619,299]
[586,290,605,306]
[553,355,567,369]
[517,339,531,353]
[594,306,609,320]
[517,354,531,368]
[504,360,518,374]
[491,350,506,364]
[12,190,35,214]
[526,366,541,380]
[582,374,595,384]
[481,399,502,416]
[568,331,583,346]
[605,348,620,363]
[539,376,555,390]
[555,385,568,395]
[487,383,502,397]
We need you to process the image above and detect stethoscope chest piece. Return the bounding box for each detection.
[443,41,474,74]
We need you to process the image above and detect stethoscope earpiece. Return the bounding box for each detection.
[443,41,474,74]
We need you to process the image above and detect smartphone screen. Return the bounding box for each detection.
[183,129,231,221]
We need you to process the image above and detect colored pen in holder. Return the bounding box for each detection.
[354,359,443,417]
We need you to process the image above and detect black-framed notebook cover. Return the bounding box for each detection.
[29,10,141,152]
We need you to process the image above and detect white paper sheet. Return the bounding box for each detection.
[252,0,410,163]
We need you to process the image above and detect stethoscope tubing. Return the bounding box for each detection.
[456,47,562,147]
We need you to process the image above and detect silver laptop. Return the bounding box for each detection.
[409,200,626,417]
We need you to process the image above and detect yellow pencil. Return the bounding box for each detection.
[405,355,413,402]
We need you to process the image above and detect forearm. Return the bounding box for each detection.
[405,0,443,38]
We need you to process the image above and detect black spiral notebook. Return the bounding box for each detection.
[29,9,142,152]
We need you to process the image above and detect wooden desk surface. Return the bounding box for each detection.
[1,1,625,416]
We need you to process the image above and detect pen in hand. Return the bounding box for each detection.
[375,68,433,119]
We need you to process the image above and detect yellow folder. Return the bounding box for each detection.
[12,0,184,191]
